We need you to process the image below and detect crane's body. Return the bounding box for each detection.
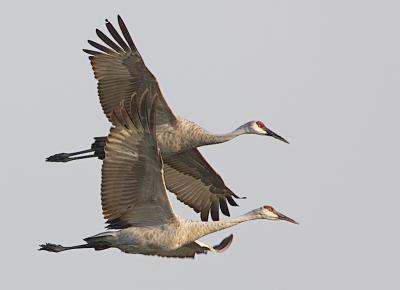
[82,214,248,254]
[46,16,289,221]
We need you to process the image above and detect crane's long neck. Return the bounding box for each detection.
[176,118,251,149]
[188,210,261,240]
[202,126,248,146]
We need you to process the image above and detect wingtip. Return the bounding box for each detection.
[82,49,97,56]
[213,234,234,252]
[232,192,247,200]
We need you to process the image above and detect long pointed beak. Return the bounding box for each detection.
[276,211,299,224]
[265,127,289,144]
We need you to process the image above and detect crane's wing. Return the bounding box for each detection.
[163,149,242,221]
[145,234,233,259]
[101,91,177,229]
[83,15,176,127]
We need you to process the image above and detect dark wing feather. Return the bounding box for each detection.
[163,149,243,221]
[84,15,176,127]
[105,19,130,50]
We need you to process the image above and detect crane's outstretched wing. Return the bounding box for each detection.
[101,92,177,229]
[163,149,242,221]
[84,16,241,222]
[144,234,233,259]
[84,15,176,127]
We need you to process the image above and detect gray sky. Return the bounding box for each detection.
[1,1,399,289]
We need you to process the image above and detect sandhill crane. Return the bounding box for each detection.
[46,16,289,221]
[40,93,297,258]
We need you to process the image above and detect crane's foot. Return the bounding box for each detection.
[46,153,71,162]
[39,243,66,252]
[39,242,98,252]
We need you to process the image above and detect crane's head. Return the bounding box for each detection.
[246,121,289,144]
[258,205,298,224]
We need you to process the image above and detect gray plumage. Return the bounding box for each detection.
[39,93,297,258]
[46,15,289,221]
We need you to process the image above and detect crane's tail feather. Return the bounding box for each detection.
[46,137,106,162]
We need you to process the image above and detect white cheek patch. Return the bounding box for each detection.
[251,123,266,134]
[266,210,279,219]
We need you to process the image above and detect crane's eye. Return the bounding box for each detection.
[256,121,266,129]
[263,205,274,211]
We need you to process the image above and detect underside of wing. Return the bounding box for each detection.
[101,92,177,229]
[163,149,243,221]
[84,15,176,127]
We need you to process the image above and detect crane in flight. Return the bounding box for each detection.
[40,93,297,258]
[46,16,289,221]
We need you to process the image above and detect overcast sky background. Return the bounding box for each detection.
[1,1,399,289]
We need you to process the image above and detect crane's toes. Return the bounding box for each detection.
[46,153,71,162]
[39,243,65,252]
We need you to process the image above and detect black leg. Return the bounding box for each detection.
[39,243,93,253]
[46,149,95,162]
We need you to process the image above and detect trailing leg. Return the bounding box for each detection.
[39,241,111,253]
[46,137,106,162]
[39,243,94,253]
[39,232,117,253]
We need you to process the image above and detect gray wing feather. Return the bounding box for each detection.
[84,15,176,127]
[101,91,177,229]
